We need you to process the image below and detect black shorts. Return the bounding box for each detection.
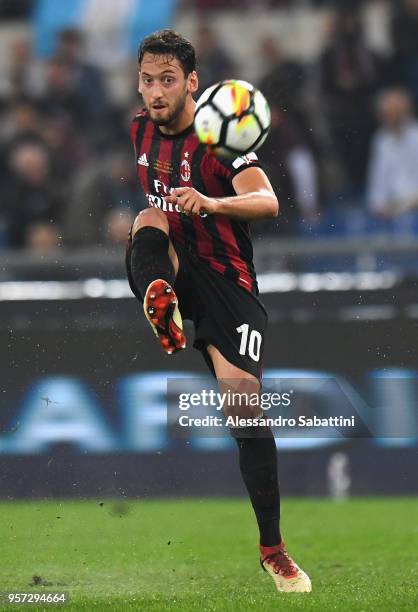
[172,240,268,380]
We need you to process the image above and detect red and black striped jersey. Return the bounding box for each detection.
[131,109,262,294]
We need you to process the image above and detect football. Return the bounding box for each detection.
[194,80,271,156]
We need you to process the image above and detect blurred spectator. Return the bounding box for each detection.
[3,38,44,98]
[258,36,307,131]
[64,150,145,246]
[54,28,109,123]
[0,98,42,142]
[194,25,236,93]
[26,221,61,252]
[0,98,85,200]
[0,99,43,183]
[42,115,87,185]
[319,7,384,189]
[0,99,43,195]
[257,105,319,234]
[38,57,85,127]
[4,141,63,248]
[367,88,418,216]
[391,0,418,107]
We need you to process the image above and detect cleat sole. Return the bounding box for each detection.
[143,279,186,355]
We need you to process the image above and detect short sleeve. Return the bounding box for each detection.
[213,151,263,181]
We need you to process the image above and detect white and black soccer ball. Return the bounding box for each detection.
[194,79,271,156]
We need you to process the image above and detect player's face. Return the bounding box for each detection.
[139,53,196,127]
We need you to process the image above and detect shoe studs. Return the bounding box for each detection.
[144,281,185,355]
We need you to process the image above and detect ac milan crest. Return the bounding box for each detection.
[180,157,191,182]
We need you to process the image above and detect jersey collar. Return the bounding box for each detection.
[155,122,195,140]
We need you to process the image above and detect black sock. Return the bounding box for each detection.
[127,226,175,299]
[231,426,281,547]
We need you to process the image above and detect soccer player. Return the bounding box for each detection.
[126,29,311,593]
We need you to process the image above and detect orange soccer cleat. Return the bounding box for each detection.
[143,279,186,355]
[260,541,312,593]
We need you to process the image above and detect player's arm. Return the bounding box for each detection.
[220,166,279,219]
[165,167,279,220]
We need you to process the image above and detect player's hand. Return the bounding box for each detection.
[165,187,218,216]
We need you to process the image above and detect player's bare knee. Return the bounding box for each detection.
[220,376,261,420]
[132,208,168,238]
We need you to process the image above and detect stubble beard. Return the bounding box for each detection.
[150,89,188,128]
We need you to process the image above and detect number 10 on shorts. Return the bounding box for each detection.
[236,324,262,362]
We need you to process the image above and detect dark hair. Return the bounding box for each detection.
[138,29,196,76]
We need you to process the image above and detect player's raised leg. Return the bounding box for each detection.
[207,345,312,593]
[127,208,186,354]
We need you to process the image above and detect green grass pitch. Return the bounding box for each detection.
[0,497,417,611]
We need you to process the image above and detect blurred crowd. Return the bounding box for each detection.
[2,0,418,251]
[0,27,145,250]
